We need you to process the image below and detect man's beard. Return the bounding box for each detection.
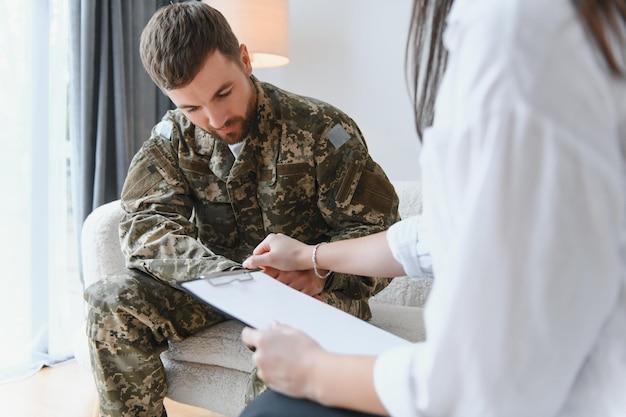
[208,89,257,145]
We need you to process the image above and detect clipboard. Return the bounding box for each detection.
[180,270,411,356]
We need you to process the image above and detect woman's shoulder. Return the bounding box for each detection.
[447,0,577,68]
[444,0,613,118]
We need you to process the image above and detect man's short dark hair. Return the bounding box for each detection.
[140,2,241,90]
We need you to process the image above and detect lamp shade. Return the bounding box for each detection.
[204,0,290,68]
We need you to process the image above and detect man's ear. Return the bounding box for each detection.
[239,44,253,76]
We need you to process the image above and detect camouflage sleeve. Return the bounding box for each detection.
[119,121,240,286]
[314,118,401,320]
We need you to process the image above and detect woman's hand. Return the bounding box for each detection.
[243,233,312,272]
[241,322,326,400]
[241,323,386,414]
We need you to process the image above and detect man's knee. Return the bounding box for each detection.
[84,268,160,343]
[85,268,154,311]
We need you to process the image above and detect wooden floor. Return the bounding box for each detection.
[0,360,226,417]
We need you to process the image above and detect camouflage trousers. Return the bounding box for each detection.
[84,268,230,417]
[85,268,376,417]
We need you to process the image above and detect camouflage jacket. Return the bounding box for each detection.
[119,77,400,319]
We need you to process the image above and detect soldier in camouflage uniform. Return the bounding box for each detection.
[84,3,400,417]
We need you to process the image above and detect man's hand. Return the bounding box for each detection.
[261,266,326,298]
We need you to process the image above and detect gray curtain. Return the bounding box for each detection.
[68,0,176,254]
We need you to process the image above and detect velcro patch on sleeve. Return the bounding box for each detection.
[154,120,173,140]
[326,123,351,149]
[120,157,162,202]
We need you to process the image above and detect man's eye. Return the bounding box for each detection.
[217,90,232,100]
[186,108,198,114]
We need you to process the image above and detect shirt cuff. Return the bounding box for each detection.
[386,216,431,277]
[374,344,419,417]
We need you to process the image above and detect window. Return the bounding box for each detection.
[0,0,82,381]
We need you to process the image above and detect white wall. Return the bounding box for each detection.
[253,0,421,181]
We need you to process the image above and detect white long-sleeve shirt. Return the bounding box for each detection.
[374,0,626,416]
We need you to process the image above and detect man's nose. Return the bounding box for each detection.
[205,107,229,130]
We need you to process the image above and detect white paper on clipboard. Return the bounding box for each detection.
[180,270,411,356]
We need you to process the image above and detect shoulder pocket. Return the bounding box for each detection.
[337,161,397,215]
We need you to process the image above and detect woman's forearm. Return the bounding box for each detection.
[310,352,387,415]
[312,231,405,278]
[243,231,405,279]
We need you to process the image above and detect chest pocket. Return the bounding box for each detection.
[258,163,315,205]
[257,163,324,238]
[181,159,239,251]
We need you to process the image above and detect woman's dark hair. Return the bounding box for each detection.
[405,0,453,140]
[573,0,626,75]
[406,0,625,141]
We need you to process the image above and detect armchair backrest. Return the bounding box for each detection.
[81,200,126,288]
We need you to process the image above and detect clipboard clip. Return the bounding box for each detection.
[199,270,255,286]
